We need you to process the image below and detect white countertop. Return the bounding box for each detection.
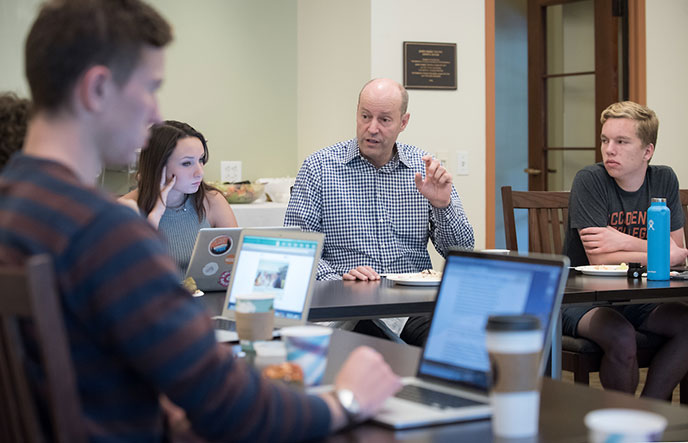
[229,201,288,227]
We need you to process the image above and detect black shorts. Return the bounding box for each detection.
[561,303,658,337]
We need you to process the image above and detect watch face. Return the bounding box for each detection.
[337,389,360,415]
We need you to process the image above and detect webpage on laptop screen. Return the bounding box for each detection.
[227,236,317,320]
[419,255,560,389]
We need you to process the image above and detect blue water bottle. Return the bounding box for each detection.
[647,198,670,281]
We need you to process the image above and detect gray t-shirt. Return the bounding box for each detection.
[563,163,684,266]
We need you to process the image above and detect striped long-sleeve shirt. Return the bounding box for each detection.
[0,155,330,442]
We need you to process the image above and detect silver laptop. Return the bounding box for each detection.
[214,229,324,342]
[374,249,569,429]
[185,226,299,292]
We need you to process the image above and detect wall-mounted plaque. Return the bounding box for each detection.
[403,42,457,90]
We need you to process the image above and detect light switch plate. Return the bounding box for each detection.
[456,151,469,175]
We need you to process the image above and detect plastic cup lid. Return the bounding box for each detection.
[486,315,541,331]
[584,408,667,434]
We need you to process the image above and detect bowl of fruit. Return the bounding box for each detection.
[217,181,264,204]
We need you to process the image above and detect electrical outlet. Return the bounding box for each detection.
[456,151,469,175]
[221,161,242,183]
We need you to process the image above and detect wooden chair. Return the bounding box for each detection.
[0,255,87,442]
[501,186,688,403]
[680,189,688,247]
[501,186,570,254]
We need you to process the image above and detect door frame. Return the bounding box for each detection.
[485,0,645,246]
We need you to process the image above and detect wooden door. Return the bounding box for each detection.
[527,0,627,191]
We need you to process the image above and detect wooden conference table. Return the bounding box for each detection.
[318,329,688,442]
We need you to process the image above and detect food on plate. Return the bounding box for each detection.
[262,362,304,385]
[182,276,197,293]
[586,263,629,271]
[420,269,441,276]
[181,276,203,297]
[386,269,443,281]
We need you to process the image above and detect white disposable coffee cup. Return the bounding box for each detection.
[486,315,543,438]
[584,408,667,443]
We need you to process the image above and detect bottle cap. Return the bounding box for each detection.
[651,197,667,203]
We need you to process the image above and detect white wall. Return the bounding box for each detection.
[0,0,42,95]
[646,1,688,187]
[296,0,371,166]
[1,0,300,184]
[147,0,298,182]
[370,0,487,249]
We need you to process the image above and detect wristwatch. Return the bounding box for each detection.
[333,388,361,426]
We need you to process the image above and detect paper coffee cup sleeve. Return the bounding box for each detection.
[490,351,541,392]
[235,311,274,341]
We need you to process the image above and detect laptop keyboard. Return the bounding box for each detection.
[212,317,236,331]
[395,385,483,409]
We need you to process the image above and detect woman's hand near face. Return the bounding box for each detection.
[147,166,176,229]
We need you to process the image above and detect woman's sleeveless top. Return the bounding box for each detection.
[158,197,211,274]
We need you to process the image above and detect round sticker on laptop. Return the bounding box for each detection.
[202,262,219,276]
[218,270,232,287]
[208,235,232,256]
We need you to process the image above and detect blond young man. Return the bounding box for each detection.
[563,101,688,399]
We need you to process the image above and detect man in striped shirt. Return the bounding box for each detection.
[0,1,400,441]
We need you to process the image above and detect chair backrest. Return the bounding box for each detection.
[501,186,571,254]
[680,189,688,248]
[0,255,86,443]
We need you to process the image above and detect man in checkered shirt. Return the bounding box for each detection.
[285,78,474,344]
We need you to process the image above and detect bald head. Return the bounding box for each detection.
[358,78,409,116]
[355,78,410,168]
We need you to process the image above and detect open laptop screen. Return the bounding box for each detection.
[419,252,565,390]
[226,235,319,320]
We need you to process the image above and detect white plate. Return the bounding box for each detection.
[575,265,627,277]
[385,273,442,286]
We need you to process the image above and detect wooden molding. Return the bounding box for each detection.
[628,0,646,104]
[485,0,495,248]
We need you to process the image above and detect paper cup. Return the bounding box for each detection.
[235,294,275,349]
[281,325,333,386]
[584,409,667,443]
[486,315,543,438]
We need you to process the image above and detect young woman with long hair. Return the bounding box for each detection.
[121,120,237,272]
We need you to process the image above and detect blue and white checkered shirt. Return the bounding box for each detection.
[285,138,475,281]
